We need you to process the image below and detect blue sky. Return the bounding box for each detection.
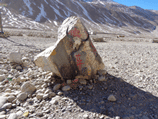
[113,0,158,10]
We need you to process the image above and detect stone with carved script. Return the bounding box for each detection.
[34,16,105,80]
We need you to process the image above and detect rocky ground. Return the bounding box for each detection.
[0,30,158,119]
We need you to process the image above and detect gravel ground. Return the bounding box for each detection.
[0,33,158,119]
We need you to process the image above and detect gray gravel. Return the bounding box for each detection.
[0,33,158,119]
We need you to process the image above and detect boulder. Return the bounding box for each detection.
[34,16,105,80]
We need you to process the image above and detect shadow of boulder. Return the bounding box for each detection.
[62,73,158,118]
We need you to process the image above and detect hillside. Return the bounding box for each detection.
[0,0,158,34]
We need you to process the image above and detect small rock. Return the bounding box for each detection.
[62,85,71,91]
[16,110,23,117]
[0,75,5,82]
[23,111,29,117]
[50,96,61,105]
[66,80,72,84]
[79,79,87,85]
[2,103,12,109]
[16,65,22,71]
[7,96,16,102]
[108,94,116,102]
[57,91,63,95]
[83,113,89,118]
[87,85,93,89]
[36,112,43,117]
[36,93,43,100]
[43,94,49,99]
[21,82,36,94]
[48,92,56,98]
[98,76,107,81]
[53,84,61,91]
[115,116,120,119]
[5,89,11,93]
[9,52,22,64]
[8,113,17,119]
[17,92,28,101]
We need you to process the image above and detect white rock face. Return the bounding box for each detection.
[34,16,105,80]
[9,52,22,64]
[17,92,28,101]
[21,82,36,94]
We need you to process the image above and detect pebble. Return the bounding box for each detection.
[43,94,49,99]
[50,96,61,105]
[36,93,43,100]
[9,52,22,64]
[16,110,23,117]
[5,89,11,93]
[53,84,61,91]
[79,79,87,85]
[2,103,12,109]
[21,82,36,94]
[87,85,93,89]
[16,65,22,71]
[115,116,121,119]
[36,112,43,117]
[83,113,89,118]
[62,85,71,91]
[57,91,63,95]
[98,76,107,81]
[108,94,117,102]
[0,75,5,82]
[7,96,16,102]
[8,113,17,119]
[49,92,56,98]
[17,92,28,101]
[67,80,72,84]
[23,111,29,117]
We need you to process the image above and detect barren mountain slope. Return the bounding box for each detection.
[1,0,158,34]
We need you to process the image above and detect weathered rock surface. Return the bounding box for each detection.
[21,82,36,94]
[34,16,105,80]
